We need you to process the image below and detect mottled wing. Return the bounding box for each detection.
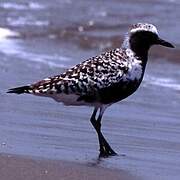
[29,48,128,100]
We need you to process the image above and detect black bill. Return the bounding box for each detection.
[157,38,175,48]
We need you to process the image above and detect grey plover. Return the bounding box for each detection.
[7,23,174,157]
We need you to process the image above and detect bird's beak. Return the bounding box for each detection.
[156,38,175,48]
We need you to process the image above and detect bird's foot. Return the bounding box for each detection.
[99,146,118,158]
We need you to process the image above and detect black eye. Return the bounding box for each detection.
[135,31,158,41]
[130,30,159,50]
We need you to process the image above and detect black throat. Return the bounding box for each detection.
[129,31,158,67]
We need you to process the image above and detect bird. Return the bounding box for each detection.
[7,23,174,158]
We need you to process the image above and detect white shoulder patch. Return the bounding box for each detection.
[123,49,143,81]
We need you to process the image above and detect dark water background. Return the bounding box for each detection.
[0,0,180,179]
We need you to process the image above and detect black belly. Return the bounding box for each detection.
[98,80,141,104]
[77,80,141,105]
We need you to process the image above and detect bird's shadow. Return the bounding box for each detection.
[86,156,105,167]
[86,153,126,167]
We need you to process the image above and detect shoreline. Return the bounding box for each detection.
[0,153,137,180]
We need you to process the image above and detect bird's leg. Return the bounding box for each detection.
[90,107,117,158]
[96,107,117,157]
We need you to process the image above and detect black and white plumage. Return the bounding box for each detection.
[7,23,174,157]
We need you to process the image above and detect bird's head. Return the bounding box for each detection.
[122,23,174,57]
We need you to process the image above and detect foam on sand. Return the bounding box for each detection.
[145,75,180,91]
[0,27,19,40]
[0,2,45,10]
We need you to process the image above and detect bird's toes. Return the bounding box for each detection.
[99,147,118,158]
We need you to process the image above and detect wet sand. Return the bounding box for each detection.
[1,0,180,180]
[1,50,180,180]
[0,153,136,180]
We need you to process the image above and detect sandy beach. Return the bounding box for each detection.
[0,153,136,180]
[0,0,180,180]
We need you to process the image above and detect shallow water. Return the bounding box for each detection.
[0,0,180,180]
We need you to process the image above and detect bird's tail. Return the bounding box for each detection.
[7,85,32,94]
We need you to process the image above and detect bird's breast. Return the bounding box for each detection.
[98,78,142,104]
[123,60,143,82]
